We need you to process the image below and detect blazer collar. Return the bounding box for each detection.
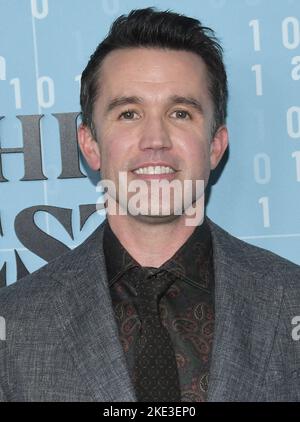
[206,219,284,401]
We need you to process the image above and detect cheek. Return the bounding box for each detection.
[100,129,133,171]
[180,133,211,169]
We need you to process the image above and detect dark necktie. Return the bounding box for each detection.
[133,269,181,402]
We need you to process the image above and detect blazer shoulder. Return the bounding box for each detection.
[207,218,300,283]
[0,220,107,318]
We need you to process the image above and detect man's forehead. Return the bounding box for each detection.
[99,47,208,80]
[96,47,210,102]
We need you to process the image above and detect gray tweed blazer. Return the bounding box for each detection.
[0,218,300,402]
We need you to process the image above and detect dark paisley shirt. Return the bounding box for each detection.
[103,218,214,402]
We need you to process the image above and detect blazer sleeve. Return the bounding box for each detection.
[0,344,7,401]
[0,384,6,402]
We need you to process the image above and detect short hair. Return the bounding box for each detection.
[80,7,228,136]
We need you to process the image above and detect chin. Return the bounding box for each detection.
[129,213,180,225]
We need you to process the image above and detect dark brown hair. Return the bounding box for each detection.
[80,7,228,135]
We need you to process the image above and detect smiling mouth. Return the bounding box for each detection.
[132,165,176,175]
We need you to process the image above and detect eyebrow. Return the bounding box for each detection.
[169,95,204,115]
[105,96,143,114]
[105,94,204,115]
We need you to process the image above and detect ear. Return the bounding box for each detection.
[210,125,228,170]
[77,124,101,171]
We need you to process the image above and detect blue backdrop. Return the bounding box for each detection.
[0,0,300,285]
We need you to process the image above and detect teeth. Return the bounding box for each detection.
[134,166,175,175]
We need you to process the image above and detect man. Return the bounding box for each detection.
[0,7,300,402]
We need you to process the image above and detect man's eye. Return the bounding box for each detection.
[172,110,191,119]
[119,110,138,120]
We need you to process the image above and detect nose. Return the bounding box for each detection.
[138,115,172,151]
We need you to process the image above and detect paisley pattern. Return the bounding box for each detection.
[104,218,214,402]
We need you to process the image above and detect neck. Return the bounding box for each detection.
[106,210,204,268]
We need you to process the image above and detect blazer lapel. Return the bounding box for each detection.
[207,220,284,401]
[52,222,136,402]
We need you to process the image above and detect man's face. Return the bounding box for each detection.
[79,47,228,222]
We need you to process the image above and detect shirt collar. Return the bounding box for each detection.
[103,217,213,291]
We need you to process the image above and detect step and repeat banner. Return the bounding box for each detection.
[0,0,300,286]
